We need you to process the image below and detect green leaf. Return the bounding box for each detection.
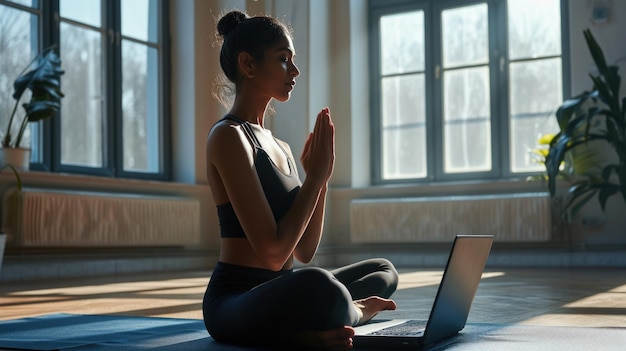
[12,47,64,103]
[0,164,22,191]
[546,134,569,195]
[556,97,586,132]
[598,185,620,211]
[606,117,620,143]
[601,164,618,182]
[589,73,614,106]
[22,100,61,121]
[610,65,622,104]
[546,132,611,195]
[580,106,602,137]
[6,46,64,147]
[584,29,614,88]
[566,181,597,218]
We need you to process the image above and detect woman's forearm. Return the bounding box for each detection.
[294,184,327,263]
[261,178,324,270]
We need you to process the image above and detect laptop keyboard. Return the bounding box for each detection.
[368,320,427,336]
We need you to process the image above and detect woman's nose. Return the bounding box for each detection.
[290,62,300,77]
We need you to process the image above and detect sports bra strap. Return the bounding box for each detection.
[222,114,262,150]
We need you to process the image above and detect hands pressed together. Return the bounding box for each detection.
[301,107,335,186]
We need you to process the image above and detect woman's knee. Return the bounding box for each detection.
[290,268,355,328]
[357,258,399,298]
[375,258,399,297]
[291,269,351,306]
[380,258,399,286]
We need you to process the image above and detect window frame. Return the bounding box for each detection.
[1,0,171,181]
[368,0,570,185]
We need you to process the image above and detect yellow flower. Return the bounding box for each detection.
[537,133,555,145]
[532,148,550,158]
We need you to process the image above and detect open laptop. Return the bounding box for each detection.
[353,234,494,349]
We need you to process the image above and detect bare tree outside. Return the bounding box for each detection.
[59,22,103,167]
[121,40,150,172]
[0,4,38,149]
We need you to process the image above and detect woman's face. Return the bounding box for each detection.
[251,33,300,102]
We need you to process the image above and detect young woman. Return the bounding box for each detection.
[203,10,399,350]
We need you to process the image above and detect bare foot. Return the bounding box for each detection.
[289,326,355,351]
[354,296,397,325]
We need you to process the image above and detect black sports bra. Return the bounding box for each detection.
[216,115,302,238]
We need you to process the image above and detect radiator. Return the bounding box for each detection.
[2,188,201,247]
[350,193,551,243]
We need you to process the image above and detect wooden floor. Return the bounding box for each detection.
[1,267,626,328]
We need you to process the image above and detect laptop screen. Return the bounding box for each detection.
[422,235,493,345]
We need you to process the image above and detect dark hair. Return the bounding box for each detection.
[217,10,291,83]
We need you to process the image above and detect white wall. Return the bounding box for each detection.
[569,0,626,98]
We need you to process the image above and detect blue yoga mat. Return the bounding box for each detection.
[0,313,625,350]
[0,314,222,351]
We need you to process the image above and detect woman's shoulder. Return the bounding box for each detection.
[209,116,242,135]
[207,117,247,148]
[212,114,240,128]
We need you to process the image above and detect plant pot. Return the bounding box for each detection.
[0,233,6,274]
[0,147,31,171]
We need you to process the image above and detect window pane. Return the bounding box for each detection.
[443,67,491,173]
[6,0,38,7]
[383,127,426,179]
[442,3,488,68]
[60,0,101,27]
[0,5,38,151]
[508,0,561,60]
[442,3,491,174]
[122,40,160,172]
[60,23,103,167]
[381,74,426,179]
[380,11,424,75]
[121,0,158,43]
[509,59,562,172]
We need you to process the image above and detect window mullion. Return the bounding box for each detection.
[43,0,59,173]
[491,0,507,179]
[105,0,121,177]
[430,4,443,182]
[160,0,172,181]
[369,9,383,184]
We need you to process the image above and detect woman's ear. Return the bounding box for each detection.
[237,52,256,79]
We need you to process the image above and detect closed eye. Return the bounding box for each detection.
[275,46,296,63]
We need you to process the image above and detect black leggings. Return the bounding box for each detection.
[202,258,398,346]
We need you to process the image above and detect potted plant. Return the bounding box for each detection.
[545,29,625,219]
[1,46,64,170]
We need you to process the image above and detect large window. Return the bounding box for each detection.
[369,0,567,183]
[0,0,170,180]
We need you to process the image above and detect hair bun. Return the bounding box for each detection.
[217,11,248,37]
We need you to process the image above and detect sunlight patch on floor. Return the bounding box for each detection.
[520,283,626,328]
[521,313,626,328]
[397,270,505,290]
[563,283,626,308]
[8,277,208,296]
